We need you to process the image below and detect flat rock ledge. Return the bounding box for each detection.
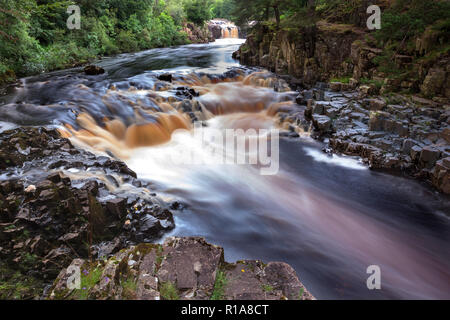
[49,236,314,300]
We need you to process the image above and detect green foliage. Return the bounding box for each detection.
[183,0,213,25]
[298,287,304,299]
[231,0,310,26]
[211,0,235,21]
[360,77,384,89]
[210,269,227,300]
[373,0,450,53]
[316,0,364,21]
[0,0,203,79]
[71,266,103,300]
[160,281,179,300]
[330,76,351,84]
[116,29,139,53]
[0,268,43,299]
[121,278,138,299]
[261,283,274,292]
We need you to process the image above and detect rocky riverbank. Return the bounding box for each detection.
[0,127,176,299]
[183,22,215,44]
[298,82,449,194]
[233,15,449,100]
[267,75,450,194]
[49,236,314,300]
[233,12,450,194]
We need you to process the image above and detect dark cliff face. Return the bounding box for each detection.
[183,23,215,44]
[234,22,365,84]
[208,24,223,39]
[234,21,449,100]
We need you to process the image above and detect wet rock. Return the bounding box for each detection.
[359,84,377,96]
[313,89,325,101]
[208,23,222,39]
[312,115,332,133]
[42,246,73,278]
[410,145,423,162]
[84,65,105,76]
[304,99,314,120]
[136,215,163,239]
[419,146,441,169]
[368,111,389,131]
[421,68,446,97]
[235,22,449,192]
[295,93,306,105]
[367,98,386,111]
[402,139,419,155]
[105,198,127,219]
[313,101,329,115]
[368,112,408,136]
[432,157,450,193]
[158,73,172,83]
[329,82,342,92]
[47,172,63,183]
[441,127,450,144]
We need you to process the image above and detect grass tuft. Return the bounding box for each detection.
[210,269,227,300]
[160,281,179,300]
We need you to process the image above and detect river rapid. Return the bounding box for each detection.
[1,39,449,299]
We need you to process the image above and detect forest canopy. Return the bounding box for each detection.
[0,0,235,78]
[1,0,449,82]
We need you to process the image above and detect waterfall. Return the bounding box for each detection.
[209,19,240,39]
[221,26,239,39]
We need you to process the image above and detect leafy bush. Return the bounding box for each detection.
[116,30,139,53]
[373,0,450,49]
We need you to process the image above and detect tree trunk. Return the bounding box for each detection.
[265,6,270,21]
[273,5,280,26]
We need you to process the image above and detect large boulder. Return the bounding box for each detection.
[208,23,222,39]
[84,65,105,76]
[421,68,446,97]
[312,114,332,133]
[432,157,450,194]
[419,146,441,169]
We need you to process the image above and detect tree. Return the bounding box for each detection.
[231,0,309,26]
[183,0,213,25]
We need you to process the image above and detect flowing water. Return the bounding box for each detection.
[1,39,449,299]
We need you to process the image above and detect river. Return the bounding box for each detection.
[1,39,449,299]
